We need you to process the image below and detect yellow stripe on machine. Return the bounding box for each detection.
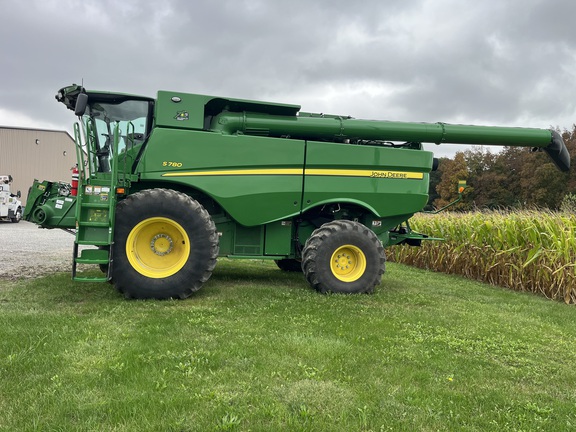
[162,168,423,179]
[162,169,302,177]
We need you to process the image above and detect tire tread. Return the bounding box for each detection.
[301,220,385,294]
[113,188,219,299]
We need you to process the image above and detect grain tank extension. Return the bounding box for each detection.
[24,84,570,299]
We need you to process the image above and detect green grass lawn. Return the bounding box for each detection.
[1,260,576,431]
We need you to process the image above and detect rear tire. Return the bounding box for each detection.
[112,189,219,299]
[301,220,385,294]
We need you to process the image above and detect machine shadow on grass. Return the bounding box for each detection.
[15,259,412,306]
[14,260,311,304]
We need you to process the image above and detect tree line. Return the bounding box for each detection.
[428,125,576,211]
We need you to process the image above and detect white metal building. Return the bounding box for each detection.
[0,126,77,205]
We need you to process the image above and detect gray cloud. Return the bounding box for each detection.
[1,0,575,159]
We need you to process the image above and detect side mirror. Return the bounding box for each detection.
[75,93,88,116]
[17,190,21,198]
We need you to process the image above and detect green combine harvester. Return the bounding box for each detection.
[24,84,570,299]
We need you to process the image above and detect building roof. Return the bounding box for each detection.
[0,125,74,140]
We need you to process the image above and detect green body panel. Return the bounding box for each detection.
[155,93,211,130]
[136,128,433,228]
[302,141,432,220]
[264,220,293,255]
[155,91,300,131]
[209,219,292,257]
[233,224,264,255]
[137,129,305,226]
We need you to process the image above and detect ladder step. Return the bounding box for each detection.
[76,248,110,264]
[73,276,109,283]
[76,240,111,246]
[80,202,110,208]
[78,221,110,228]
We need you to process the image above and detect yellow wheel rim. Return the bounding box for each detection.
[330,244,366,282]
[126,217,190,278]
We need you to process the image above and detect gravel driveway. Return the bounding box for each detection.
[0,220,78,280]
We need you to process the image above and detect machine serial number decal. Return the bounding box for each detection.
[162,161,183,168]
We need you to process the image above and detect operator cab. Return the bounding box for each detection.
[56,84,154,173]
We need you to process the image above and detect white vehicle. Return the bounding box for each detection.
[0,175,22,223]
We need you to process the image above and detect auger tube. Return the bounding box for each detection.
[210,112,569,171]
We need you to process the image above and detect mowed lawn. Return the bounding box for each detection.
[1,259,576,431]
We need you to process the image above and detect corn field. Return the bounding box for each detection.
[388,211,576,303]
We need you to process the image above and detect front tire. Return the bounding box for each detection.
[112,189,219,299]
[10,207,21,223]
[301,220,385,294]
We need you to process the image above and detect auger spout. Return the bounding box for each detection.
[211,112,569,171]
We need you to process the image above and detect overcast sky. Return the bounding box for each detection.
[1,0,575,157]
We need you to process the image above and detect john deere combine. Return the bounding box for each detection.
[24,84,570,299]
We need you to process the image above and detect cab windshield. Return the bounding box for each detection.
[84,99,151,172]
